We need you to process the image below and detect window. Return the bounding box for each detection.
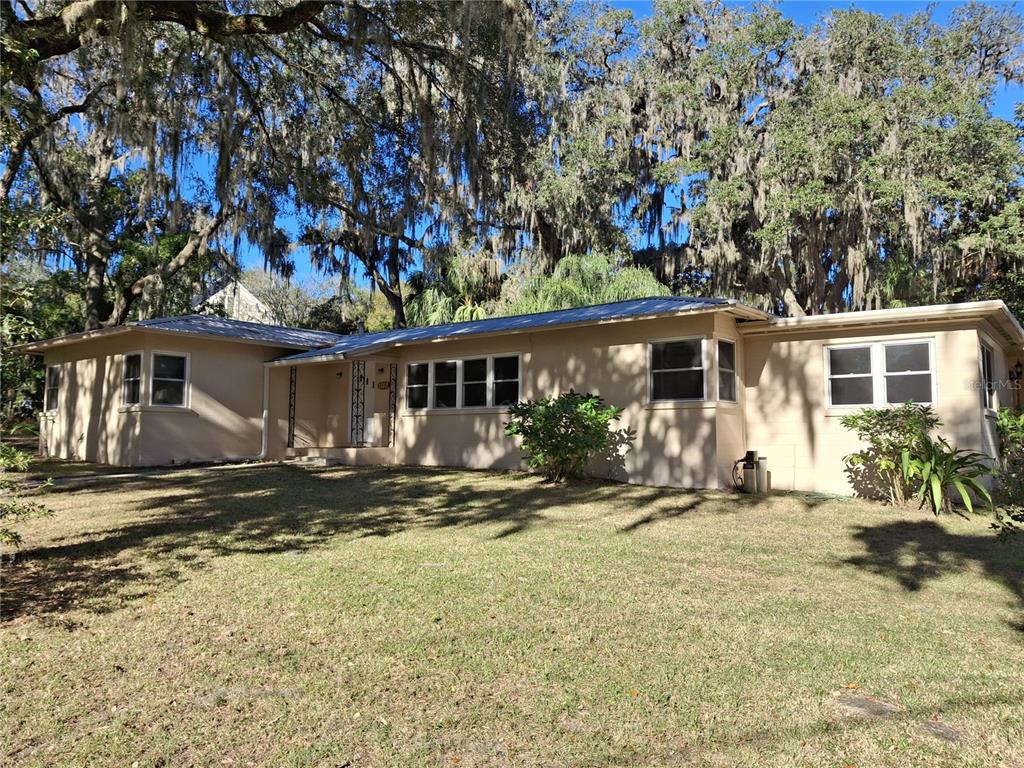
[406,355,521,409]
[122,353,142,405]
[981,343,996,410]
[432,361,458,408]
[826,340,934,408]
[406,363,428,409]
[462,358,488,408]
[718,339,737,402]
[44,365,60,412]
[650,339,704,401]
[151,353,187,406]
[883,342,932,404]
[492,356,520,406]
[827,346,873,406]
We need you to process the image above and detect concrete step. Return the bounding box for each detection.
[286,456,341,467]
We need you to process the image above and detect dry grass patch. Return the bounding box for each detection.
[2,463,1022,767]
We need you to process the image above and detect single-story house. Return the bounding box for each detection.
[12,297,1023,495]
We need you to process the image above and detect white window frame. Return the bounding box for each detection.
[648,336,708,403]
[490,355,521,408]
[824,338,936,409]
[149,350,190,409]
[405,362,430,410]
[980,340,996,412]
[461,356,490,409]
[405,354,521,411]
[44,364,61,413]
[121,350,144,406]
[431,359,460,410]
[717,338,738,403]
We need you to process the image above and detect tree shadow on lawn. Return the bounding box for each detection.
[2,465,784,622]
[843,520,1024,632]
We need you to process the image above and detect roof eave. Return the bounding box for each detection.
[738,300,1024,347]
[267,303,767,367]
[9,324,334,354]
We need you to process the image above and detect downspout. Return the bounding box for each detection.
[231,363,271,463]
[259,363,270,460]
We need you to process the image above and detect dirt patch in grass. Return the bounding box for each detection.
[2,464,1022,767]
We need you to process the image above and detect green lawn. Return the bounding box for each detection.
[2,464,1022,767]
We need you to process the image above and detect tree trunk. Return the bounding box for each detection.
[371,270,406,329]
[83,234,110,331]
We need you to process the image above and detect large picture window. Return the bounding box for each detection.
[650,339,704,401]
[122,353,142,405]
[406,355,521,410]
[826,340,934,408]
[44,364,61,412]
[151,353,188,406]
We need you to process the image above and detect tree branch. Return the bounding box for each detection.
[104,206,232,327]
[3,0,328,66]
[1,80,112,200]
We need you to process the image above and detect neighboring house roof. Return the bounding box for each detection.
[269,297,766,365]
[193,280,276,325]
[10,315,346,353]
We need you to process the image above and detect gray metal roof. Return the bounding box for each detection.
[133,315,346,349]
[274,296,760,364]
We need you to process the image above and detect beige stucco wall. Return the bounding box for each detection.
[38,308,1016,496]
[42,333,292,466]
[742,322,997,495]
[388,313,737,488]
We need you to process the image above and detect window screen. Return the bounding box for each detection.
[650,340,703,400]
[122,353,142,405]
[432,361,458,409]
[492,356,519,406]
[151,353,187,406]
[718,340,736,402]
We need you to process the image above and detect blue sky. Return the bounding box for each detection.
[266,1,1023,285]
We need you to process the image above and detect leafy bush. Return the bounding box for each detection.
[841,404,940,504]
[900,435,994,516]
[993,408,1024,537]
[504,391,624,482]
[1,442,53,548]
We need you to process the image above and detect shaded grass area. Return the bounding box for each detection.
[1,464,1022,767]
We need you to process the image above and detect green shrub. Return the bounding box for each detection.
[841,404,940,504]
[900,435,994,516]
[504,391,624,482]
[0,442,53,548]
[993,408,1024,537]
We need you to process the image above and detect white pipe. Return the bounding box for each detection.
[232,364,271,463]
[259,363,270,460]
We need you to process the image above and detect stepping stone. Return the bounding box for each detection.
[833,692,902,719]
[919,719,962,743]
